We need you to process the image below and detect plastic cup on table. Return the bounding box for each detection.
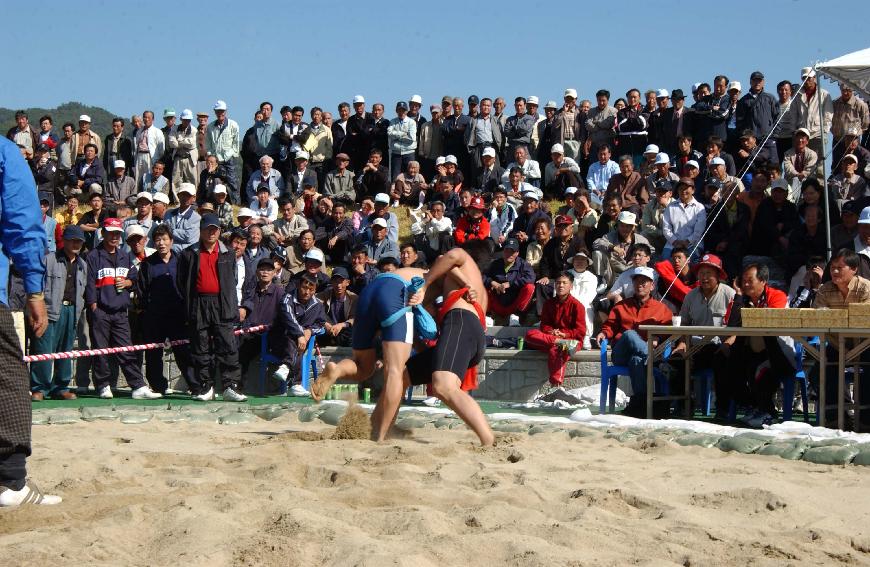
[712,316,723,327]
[672,316,682,327]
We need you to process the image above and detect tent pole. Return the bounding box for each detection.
[817,67,833,261]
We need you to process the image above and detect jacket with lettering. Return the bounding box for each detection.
[85,245,137,312]
[280,292,326,340]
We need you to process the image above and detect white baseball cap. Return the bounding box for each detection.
[801,66,816,79]
[163,108,176,118]
[295,150,310,161]
[727,81,742,92]
[654,152,670,165]
[521,189,540,201]
[213,100,227,111]
[794,127,811,138]
[213,184,227,194]
[564,186,579,196]
[527,96,539,105]
[771,179,790,193]
[176,182,196,195]
[691,82,701,93]
[410,94,422,104]
[125,224,147,240]
[655,88,669,98]
[644,144,659,155]
[352,95,365,104]
[113,159,126,169]
[152,192,170,205]
[435,156,446,166]
[710,157,726,167]
[79,114,91,123]
[237,207,255,218]
[445,155,458,165]
[843,153,859,164]
[859,206,870,225]
[630,266,656,281]
[550,143,565,155]
[303,249,325,263]
[135,192,153,202]
[686,160,700,170]
[544,100,558,109]
[180,108,194,120]
[371,217,389,228]
[617,211,637,225]
[374,193,390,204]
[482,147,496,158]
[564,88,578,99]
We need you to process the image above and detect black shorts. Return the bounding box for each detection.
[406,309,486,385]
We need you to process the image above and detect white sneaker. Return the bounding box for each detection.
[98,386,113,399]
[508,314,521,327]
[222,387,247,402]
[422,396,441,407]
[0,481,62,507]
[131,386,163,400]
[272,364,290,383]
[192,387,214,401]
[289,384,309,397]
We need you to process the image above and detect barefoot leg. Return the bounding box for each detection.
[310,350,376,401]
[432,371,494,446]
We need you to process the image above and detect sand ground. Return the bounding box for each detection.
[2,415,870,567]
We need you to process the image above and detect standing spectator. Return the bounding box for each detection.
[387,101,417,181]
[658,89,692,156]
[789,67,833,174]
[6,110,39,152]
[442,97,471,179]
[535,100,558,166]
[316,267,357,348]
[346,95,374,173]
[504,97,536,156]
[331,102,351,159]
[552,88,585,161]
[205,100,241,201]
[484,237,535,319]
[615,89,650,165]
[417,105,443,179]
[56,123,75,187]
[595,266,672,416]
[641,181,672,253]
[133,110,165,191]
[736,71,780,163]
[168,109,199,189]
[159,109,178,185]
[136,224,193,394]
[662,177,707,258]
[301,106,333,189]
[647,89,671,150]
[31,143,59,206]
[355,149,390,200]
[586,145,619,203]
[29,226,87,400]
[525,271,587,384]
[102,117,133,177]
[585,90,617,157]
[164,183,201,252]
[831,85,870,146]
[465,98,504,180]
[177,214,245,401]
[84,218,161,400]
[693,76,732,153]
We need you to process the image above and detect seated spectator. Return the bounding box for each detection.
[509,190,551,253]
[376,255,400,272]
[245,155,284,203]
[565,189,599,243]
[670,136,703,177]
[783,128,818,186]
[294,180,321,219]
[399,242,427,268]
[662,177,707,258]
[500,145,541,187]
[502,166,538,208]
[286,229,320,274]
[828,153,868,206]
[348,244,378,293]
[454,195,491,245]
[605,242,655,307]
[701,137,737,179]
[525,217,552,273]
[798,176,840,228]
[706,179,751,280]
[411,200,454,263]
[475,148,505,194]
[525,271,587,385]
[287,151,318,195]
[276,273,326,397]
[749,179,799,258]
[355,149,390,200]
[586,144,620,203]
[235,208,255,232]
[163,183,201,253]
[104,159,137,209]
[488,186,518,247]
[786,204,827,275]
[832,200,862,252]
[198,154,229,204]
[606,154,647,215]
[592,210,654,286]
[270,247,292,287]
[78,191,110,250]
[484,237,536,319]
[364,218,399,263]
[286,249,330,294]
[733,130,771,175]
[390,160,428,207]
[789,255,826,308]
[122,192,157,247]
[367,193,400,243]
[71,143,105,192]
[249,186,278,225]
[316,267,357,347]
[587,193,622,248]
[318,202,353,263]
[272,197,309,249]
[568,251,598,349]
[645,153,680,199]
[654,245,695,312]
[543,143,582,199]
[54,194,80,230]
[210,185,233,232]
[707,154,745,196]
[323,153,356,206]
[638,144,659,178]
[595,266,673,417]
[238,258,286,380]
[140,160,173,204]
[427,176,461,221]
[719,263,794,427]
[244,224,270,267]
[536,215,586,312]
[640,180,672,252]
[309,196,333,243]
[443,154,465,190]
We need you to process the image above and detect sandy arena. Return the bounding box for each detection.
[2,408,870,567]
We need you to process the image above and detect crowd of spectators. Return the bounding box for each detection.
[8,66,870,427]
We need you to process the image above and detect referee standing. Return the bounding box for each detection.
[0,137,61,506]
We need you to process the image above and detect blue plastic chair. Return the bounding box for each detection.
[782,340,811,423]
[258,328,324,396]
[599,338,669,414]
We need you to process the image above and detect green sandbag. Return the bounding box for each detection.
[394,417,429,431]
[434,418,458,429]
[32,414,49,425]
[717,435,769,454]
[298,406,322,422]
[157,412,189,423]
[448,421,467,429]
[851,444,870,466]
[604,430,638,443]
[675,433,724,448]
[80,407,118,421]
[220,413,259,425]
[252,405,289,421]
[491,422,529,433]
[567,427,598,439]
[529,424,560,435]
[319,406,347,426]
[185,412,220,423]
[808,438,853,447]
[802,445,859,465]
[120,413,153,424]
[757,440,810,460]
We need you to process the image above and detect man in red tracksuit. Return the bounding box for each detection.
[453,195,490,244]
[654,245,696,311]
[524,271,586,384]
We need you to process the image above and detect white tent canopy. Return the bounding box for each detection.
[816,47,870,99]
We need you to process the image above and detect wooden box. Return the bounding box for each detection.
[801,308,848,328]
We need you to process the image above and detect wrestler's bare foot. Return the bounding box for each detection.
[310,361,340,402]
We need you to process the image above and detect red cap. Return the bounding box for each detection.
[554,214,573,226]
[469,196,486,210]
[692,253,727,280]
[102,217,124,232]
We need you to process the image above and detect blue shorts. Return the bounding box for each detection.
[351,275,413,349]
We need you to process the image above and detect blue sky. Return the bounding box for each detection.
[3,1,869,123]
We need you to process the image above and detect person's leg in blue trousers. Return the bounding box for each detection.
[49,305,76,396]
[611,330,649,396]
[29,319,59,396]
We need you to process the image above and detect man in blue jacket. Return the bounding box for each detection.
[0,137,63,507]
[484,237,536,319]
[84,218,162,401]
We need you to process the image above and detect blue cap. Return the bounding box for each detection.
[503,238,520,251]
[62,224,86,241]
[200,213,220,229]
[331,266,350,280]
[396,101,409,111]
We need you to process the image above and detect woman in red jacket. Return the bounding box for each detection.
[453,195,490,244]
[524,271,586,385]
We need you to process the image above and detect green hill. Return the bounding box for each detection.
[0,102,125,138]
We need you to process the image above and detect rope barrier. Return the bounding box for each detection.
[23,324,271,363]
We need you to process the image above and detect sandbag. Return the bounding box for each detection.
[252,405,289,421]
[808,438,853,447]
[717,435,768,454]
[185,412,220,423]
[491,422,529,433]
[31,413,49,425]
[434,418,459,429]
[157,412,189,423]
[298,406,322,423]
[48,412,80,425]
[802,445,859,465]
[604,430,639,443]
[675,433,724,448]
[851,444,870,466]
[757,440,809,460]
[394,417,429,431]
[80,407,118,421]
[567,427,598,439]
[220,413,259,425]
[319,406,347,426]
[529,424,560,435]
[120,413,153,424]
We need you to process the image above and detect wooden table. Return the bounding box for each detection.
[828,329,870,431]
[638,326,829,424]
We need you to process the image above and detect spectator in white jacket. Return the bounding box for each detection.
[500,145,542,187]
[387,101,418,181]
[133,110,165,190]
[568,251,598,349]
[249,186,278,225]
[662,177,706,259]
[585,144,620,202]
[488,186,518,246]
[410,200,453,263]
